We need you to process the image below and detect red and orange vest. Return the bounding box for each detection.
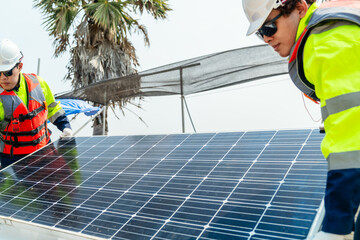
[0,73,50,155]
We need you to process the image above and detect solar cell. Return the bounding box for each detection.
[0,129,327,239]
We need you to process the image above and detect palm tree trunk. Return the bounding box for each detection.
[93,106,108,135]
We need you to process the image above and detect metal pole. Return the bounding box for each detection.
[37,58,40,75]
[73,107,104,136]
[183,97,196,132]
[180,68,185,133]
[103,91,107,135]
[103,104,106,135]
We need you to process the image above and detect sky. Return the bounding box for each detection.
[2,0,322,138]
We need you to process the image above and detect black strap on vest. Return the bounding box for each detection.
[1,121,46,137]
[0,132,47,148]
[17,105,45,122]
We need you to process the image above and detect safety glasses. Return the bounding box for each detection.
[0,52,23,77]
[0,62,20,77]
[256,13,282,40]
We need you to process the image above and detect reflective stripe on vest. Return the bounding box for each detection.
[0,73,50,155]
[321,91,360,121]
[328,150,360,170]
[288,2,360,102]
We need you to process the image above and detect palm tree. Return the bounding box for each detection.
[33,0,171,135]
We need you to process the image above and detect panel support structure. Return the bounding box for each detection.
[178,63,200,133]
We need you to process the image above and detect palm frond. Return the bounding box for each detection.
[84,0,148,46]
[128,0,172,19]
[33,0,79,55]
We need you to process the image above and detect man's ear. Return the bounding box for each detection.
[18,62,23,71]
[297,0,309,18]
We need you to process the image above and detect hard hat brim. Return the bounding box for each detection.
[0,62,17,72]
[246,8,273,36]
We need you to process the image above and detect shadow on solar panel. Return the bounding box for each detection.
[0,130,327,240]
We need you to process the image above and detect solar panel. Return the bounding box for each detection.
[0,129,327,240]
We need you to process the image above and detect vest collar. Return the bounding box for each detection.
[296,3,318,40]
[12,73,25,92]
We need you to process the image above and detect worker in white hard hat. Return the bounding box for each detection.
[0,39,72,168]
[242,0,360,239]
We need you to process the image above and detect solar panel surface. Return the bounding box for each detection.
[0,129,327,240]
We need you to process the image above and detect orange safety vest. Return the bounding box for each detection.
[288,0,360,102]
[0,73,50,155]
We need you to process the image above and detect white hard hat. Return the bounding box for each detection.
[243,0,287,36]
[0,39,23,71]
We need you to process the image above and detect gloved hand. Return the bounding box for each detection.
[60,128,73,138]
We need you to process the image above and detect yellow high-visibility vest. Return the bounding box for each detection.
[289,2,360,170]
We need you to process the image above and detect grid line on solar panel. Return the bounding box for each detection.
[150,130,277,239]
[193,130,278,240]
[0,137,116,192]
[206,132,245,146]
[108,133,219,239]
[151,222,203,240]
[1,135,140,224]
[95,133,250,238]
[212,206,315,233]
[0,178,322,215]
[49,134,173,232]
[257,215,315,237]
[195,129,317,240]
[95,201,268,239]
[97,179,322,213]
[52,134,194,237]
[243,129,315,240]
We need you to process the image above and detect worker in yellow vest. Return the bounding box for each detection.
[0,39,72,168]
[242,0,360,239]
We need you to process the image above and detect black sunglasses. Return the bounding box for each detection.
[256,13,282,40]
[0,62,20,77]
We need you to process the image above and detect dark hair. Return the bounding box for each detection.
[278,0,316,16]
